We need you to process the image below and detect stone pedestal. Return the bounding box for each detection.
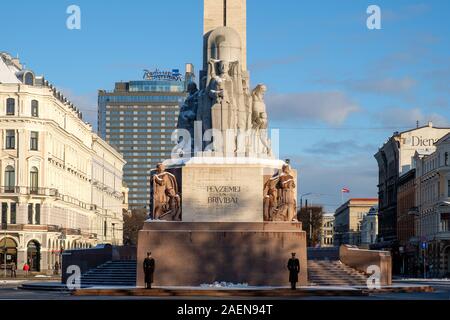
[160,157,297,222]
[137,222,307,287]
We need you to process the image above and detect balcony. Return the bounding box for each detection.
[0,186,19,194]
[0,186,59,196]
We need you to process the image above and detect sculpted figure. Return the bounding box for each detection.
[229,61,247,131]
[196,76,211,133]
[263,163,297,222]
[209,60,237,132]
[277,164,297,222]
[177,82,199,150]
[242,77,252,130]
[263,175,279,221]
[252,84,268,130]
[251,84,271,156]
[152,163,181,221]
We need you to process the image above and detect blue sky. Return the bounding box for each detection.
[1,0,449,211]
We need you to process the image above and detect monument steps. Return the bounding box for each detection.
[80,260,137,287]
[307,260,368,286]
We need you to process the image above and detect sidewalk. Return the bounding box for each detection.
[0,275,61,282]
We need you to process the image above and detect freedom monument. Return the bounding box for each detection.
[137,0,307,287]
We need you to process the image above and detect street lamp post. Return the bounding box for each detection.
[112,223,116,246]
[3,229,6,278]
[299,193,313,211]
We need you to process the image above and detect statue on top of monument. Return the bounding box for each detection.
[152,163,181,221]
[177,82,199,151]
[209,60,238,133]
[251,84,271,156]
[175,23,272,158]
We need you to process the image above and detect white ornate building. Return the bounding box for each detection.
[360,206,379,248]
[0,52,126,273]
[414,133,450,277]
[320,213,334,247]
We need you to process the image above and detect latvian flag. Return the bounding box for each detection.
[341,187,350,193]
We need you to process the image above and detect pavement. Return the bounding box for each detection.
[0,279,444,300]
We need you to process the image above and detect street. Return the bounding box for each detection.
[0,280,449,300]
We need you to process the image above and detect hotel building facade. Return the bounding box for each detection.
[98,65,193,209]
[0,52,126,273]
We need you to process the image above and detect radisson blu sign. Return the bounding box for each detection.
[143,69,184,81]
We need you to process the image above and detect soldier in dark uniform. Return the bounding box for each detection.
[287,252,300,290]
[143,252,155,289]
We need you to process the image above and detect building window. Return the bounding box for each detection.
[1,203,7,229]
[24,73,34,85]
[30,132,39,151]
[30,167,39,193]
[6,98,15,115]
[31,100,39,117]
[5,130,15,149]
[10,203,16,224]
[4,166,15,193]
[28,204,33,224]
[104,220,107,237]
[35,204,40,225]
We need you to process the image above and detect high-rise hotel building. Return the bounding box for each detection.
[0,52,126,273]
[98,65,193,209]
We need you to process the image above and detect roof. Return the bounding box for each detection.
[435,132,450,145]
[0,54,21,84]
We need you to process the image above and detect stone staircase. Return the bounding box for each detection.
[307,247,368,287]
[80,260,136,287]
[308,259,369,287]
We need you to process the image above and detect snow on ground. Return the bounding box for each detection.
[0,280,26,285]
[397,278,450,282]
[200,281,249,288]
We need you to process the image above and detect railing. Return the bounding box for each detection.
[0,186,20,194]
[0,186,122,214]
[0,186,58,196]
[440,220,450,233]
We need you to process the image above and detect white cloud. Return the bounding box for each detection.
[317,76,417,98]
[304,140,378,156]
[266,91,360,125]
[287,153,378,212]
[348,77,416,95]
[376,107,449,128]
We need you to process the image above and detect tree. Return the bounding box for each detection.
[297,206,323,247]
[123,208,148,245]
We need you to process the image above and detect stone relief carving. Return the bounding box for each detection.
[152,164,181,221]
[263,163,297,222]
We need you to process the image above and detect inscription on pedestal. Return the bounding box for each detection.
[207,186,240,205]
[182,165,264,222]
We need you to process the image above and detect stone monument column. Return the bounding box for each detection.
[140,0,306,288]
[204,0,247,71]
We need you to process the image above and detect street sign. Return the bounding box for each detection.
[421,242,428,250]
